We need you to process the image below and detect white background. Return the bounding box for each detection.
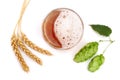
[0,0,120,80]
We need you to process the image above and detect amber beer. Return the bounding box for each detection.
[42,8,84,49]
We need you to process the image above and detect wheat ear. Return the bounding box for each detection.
[11,35,29,72]
[17,38,43,65]
[21,33,52,56]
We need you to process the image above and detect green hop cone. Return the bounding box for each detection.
[73,42,99,63]
[88,54,105,72]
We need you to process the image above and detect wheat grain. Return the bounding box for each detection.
[21,33,52,56]
[17,38,43,65]
[11,35,29,72]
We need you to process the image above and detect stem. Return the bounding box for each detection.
[102,41,114,54]
[99,36,115,54]
[13,0,30,37]
[18,0,30,37]
[99,40,111,42]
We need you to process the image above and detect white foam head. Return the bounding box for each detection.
[54,8,84,49]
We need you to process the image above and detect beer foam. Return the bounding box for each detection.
[54,9,83,49]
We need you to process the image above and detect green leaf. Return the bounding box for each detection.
[90,24,112,37]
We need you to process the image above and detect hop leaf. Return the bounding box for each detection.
[90,24,112,37]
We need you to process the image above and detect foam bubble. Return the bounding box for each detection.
[54,8,84,49]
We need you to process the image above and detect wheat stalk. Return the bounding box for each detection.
[11,35,29,72]
[17,38,43,65]
[21,33,52,56]
[11,0,52,72]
